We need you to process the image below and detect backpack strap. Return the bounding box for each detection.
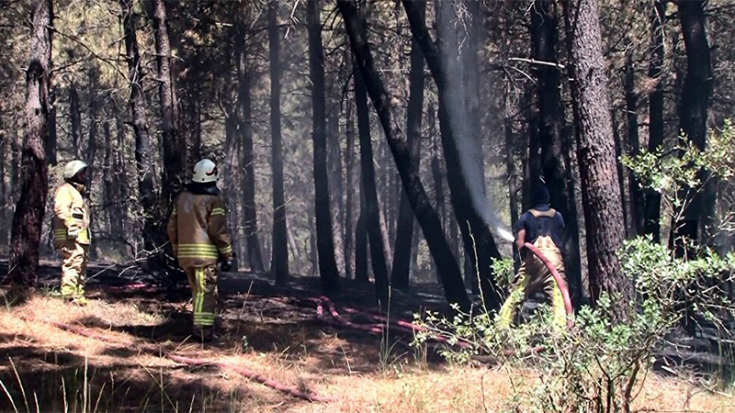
[529,208,556,219]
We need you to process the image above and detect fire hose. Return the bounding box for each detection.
[523,242,574,328]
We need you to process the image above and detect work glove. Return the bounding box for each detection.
[221,254,235,272]
[67,225,80,241]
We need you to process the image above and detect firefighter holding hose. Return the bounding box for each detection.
[168,159,234,341]
[499,181,571,330]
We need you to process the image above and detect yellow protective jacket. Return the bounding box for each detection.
[53,182,91,247]
[167,185,234,268]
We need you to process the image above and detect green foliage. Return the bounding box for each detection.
[622,120,735,223]
[413,238,735,412]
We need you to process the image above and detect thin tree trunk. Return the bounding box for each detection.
[47,87,57,166]
[153,0,184,209]
[121,0,160,263]
[504,95,520,266]
[612,111,630,236]
[403,0,501,310]
[643,0,666,241]
[269,0,289,285]
[355,67,390,304]
[328,109,346,274]
[86,83,98,194]
[563,0,631,313]
[392,0,425,291]
[624,39,644,236]
[308,0,341,293]
[235,17,266,273]
[677,0,715,246]
[338,0,470,310]
[0,111,6,245]
[8,0,52,286]
[343,99,356,280]
[354,207,369,283]
[69,82,82,159]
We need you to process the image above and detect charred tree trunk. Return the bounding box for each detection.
[624,40,644,235]
[153,0,183,209]
[121,0,160,262]
[391,0,425,291]
[69,82,82,159]
[503,95,520,266]
[338,0,470,310]
[235,18,266,273]
[643,0,666,241]
[328,108,346,275]
[8,0,52,286]
[403,0,501,310]
[564,0,631,312]
[343,99,356,280]
[269,0,289,285]
[676,0,714,246]
[308,0,341,293]
[529,0,583,305]
[86,84,98,194]
[47,87,57,166]
[102,119,118,234]
[355,67,390,304]
[354,207,369,283]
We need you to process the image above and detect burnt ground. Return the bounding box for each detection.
[0,259,732,413]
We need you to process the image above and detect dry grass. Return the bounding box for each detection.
[0,291,732,412]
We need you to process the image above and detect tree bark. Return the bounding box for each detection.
[529,0,583,305]
[46,87,57,166]
[8,0,52,286]
[308,0,341,293]
[121,0,160,263]
[343,99,356,280]
[69,82,82,159]
[86,77,98,194]
[354,207,369,283]
[235,16,266,273]
[153,0,184,209]
[624,39,644,236]
[269,0,289,285]
[391,0,425,291]
[338,0,470,310]
[355,66,391,305]
[677,0,715,246]
[403,0,502,310]
[643,0,666,241]
[563,0,631,311]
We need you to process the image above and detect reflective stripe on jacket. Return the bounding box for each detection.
[167,190,233,268]
[53,182,91,247]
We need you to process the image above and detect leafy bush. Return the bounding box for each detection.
[414,239,735,412]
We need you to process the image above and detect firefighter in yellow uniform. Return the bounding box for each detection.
[53,160,92,305]
[167,159,234,341]
[499,182,569,330]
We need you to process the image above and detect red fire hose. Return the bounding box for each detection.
[523,242,574,328]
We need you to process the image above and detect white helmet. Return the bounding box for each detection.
[63,160,88,180]
[192,159,219,183]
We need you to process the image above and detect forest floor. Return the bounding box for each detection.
[0,260,732,413]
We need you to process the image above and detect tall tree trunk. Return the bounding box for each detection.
[612,111,630,235]
[153,0,183,209]
[624,39,644,235]
[643,0,666,241]
[121,0,160,264]
[86,84,98,194]
[563,0,631,313]
[269,0,289,285]
[503,94,520,266]
[355,67,390,304]
[338,0,470,310]
[235,17,266,273]
[0,111,6,245]
[343,99,356,280]
[102,119,117,234]
[47,87,57,166]
[308,0,341,293]
[403,0,502,310]
[354,206,369,283]
[677,0,715,246]
[529,0,583,305]
[328,108,346,274]
[391,0,425,291]
[69,82,82,159]
[8,0,52,286]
